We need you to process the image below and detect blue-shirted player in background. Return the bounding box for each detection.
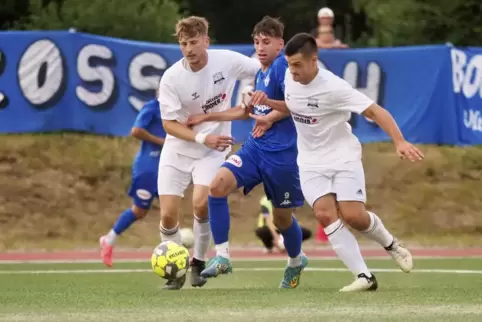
[187,16,308,288]
[100,94,166,267]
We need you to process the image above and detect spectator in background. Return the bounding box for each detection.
[317,25,349,49]
[312,7,349,49]
[317,7,335,27]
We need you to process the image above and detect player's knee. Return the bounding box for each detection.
[209,169,236,198]
[131,205,149,219]
[313,206,338,227]
[338,203,369,231]
[272,208,293,230]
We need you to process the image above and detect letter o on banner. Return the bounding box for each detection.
[18,39,65,107]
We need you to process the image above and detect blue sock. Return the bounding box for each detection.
[280,216,303,258]
[112,209,137,235]
[208,196,230,245]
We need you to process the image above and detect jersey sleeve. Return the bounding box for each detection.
[157,74,183,121]
[329,78,374,114]
[274,58,288,94]
[228,50,261,80]
[133,103,154,129]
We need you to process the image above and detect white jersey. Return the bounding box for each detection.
[158,49,260,159]
[284,68,374,169]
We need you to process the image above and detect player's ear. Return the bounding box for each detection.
[311,53,318,64]
[205,36,210,47]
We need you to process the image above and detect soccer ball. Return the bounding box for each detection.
[151,241,190,280]
[180,228,194,248]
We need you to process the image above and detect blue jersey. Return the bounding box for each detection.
[221,54,304,208]
[132,100,165,176]
[245,54,297,153]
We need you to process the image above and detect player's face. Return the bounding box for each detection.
[179,34,210,66]
[253,34,283,66]
[286,53,318,84]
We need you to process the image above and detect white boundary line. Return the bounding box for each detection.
[1,267,482,275]
[1,255,481,264]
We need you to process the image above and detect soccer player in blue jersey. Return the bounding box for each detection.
[186,16,308,288]
[99,97,166,267]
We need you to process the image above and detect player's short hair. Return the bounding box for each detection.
[285,33,318,58]
[252,16,284,39]
[175,16,209,40]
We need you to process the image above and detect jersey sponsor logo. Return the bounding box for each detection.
[192,92,200,100]
[292,112,318,125]
[213,72,225,85]
[226,154,242,167]
[136,189,152,200]
[201,93,227,113]
[254,104,272,115]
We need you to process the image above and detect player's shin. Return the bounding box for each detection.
[276,213,303,267]
[325,219,372,277]
[361,211,394,247]
[193,215,211,261]
[106,208,138,245]
[208,195,231,259]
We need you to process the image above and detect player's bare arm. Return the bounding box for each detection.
[362,103,424,161]
[130,127,165,146]
[163,119,234,151]
[186,105,251,127]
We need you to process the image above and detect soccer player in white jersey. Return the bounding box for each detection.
[157,16,260,290]
[253,33,424,292]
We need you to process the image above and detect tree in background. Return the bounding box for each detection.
[0,0,29,29]
[14,0,181,43]
[353,0,482,46]
[176,0,365,44]
[2,0,482,46]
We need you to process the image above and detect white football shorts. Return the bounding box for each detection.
[157,146,227,197]
[299,160,367,207]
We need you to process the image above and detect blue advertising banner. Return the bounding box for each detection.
[0,31,480,145]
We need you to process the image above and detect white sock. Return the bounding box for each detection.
[287,253,302,268]
[193,215,211,262]
[362,212,394,248]
[104,229,117,246]
[215,242,230,259]
[325,219,372,277]
[159,224,182,245]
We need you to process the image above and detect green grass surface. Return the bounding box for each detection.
[1,258,482,321]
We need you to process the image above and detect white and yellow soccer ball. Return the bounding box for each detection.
[180,228,195,249]
[151,241,190,280]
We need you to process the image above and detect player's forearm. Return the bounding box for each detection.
[362,104,405,145]
[205,106,249,121]
[130,128,165,146]
[265,109,290,123]
[265,99,290,114]
[162,119,197,142]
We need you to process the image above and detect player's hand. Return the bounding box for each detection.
[187,114,208,127]
[395,140,424,162]
[250,114,273,138]
[204,134,234,152]
[247,91,268,107]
